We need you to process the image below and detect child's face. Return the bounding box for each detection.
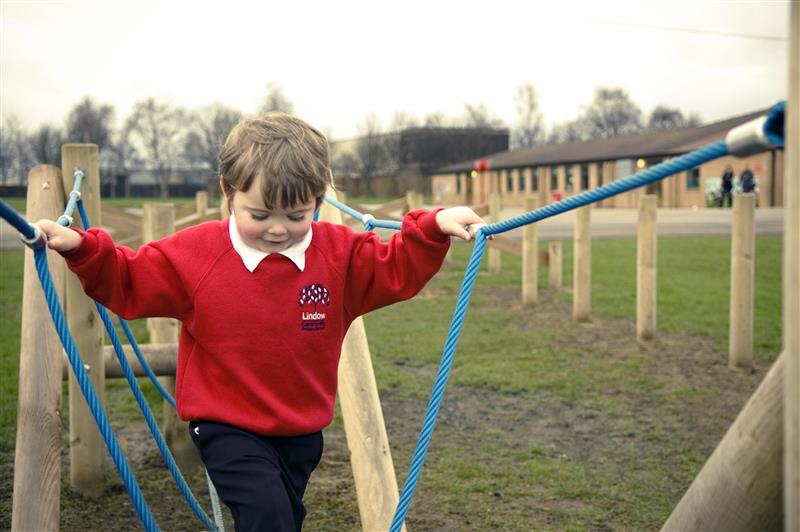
[230,182,316,253]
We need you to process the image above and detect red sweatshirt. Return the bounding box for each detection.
[62,210,450,436]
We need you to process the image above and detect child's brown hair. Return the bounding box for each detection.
[219,112,332,209]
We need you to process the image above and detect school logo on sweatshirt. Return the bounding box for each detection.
[299,283,331,331]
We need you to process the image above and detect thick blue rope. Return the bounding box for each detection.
[74,202,176,408]
[389,139,730,531]
[31,247,160,532]
[75,201,217,530]
[485,140,729,235]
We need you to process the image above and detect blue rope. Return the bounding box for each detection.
[485,140,729,235]
[57,168,85,226]
[389,139,731,531]
[323,196,403,231]
[32,247,160,532]
[75,201,176,408]
[75,201,216,530]
[0,197,36,240]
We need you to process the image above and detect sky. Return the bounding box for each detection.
[0,0,792,141]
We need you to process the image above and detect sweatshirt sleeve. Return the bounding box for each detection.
[344,209,451,318]
[61,227,193,321]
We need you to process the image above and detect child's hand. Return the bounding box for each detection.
[34,219,83,252]
[435,207,490,241]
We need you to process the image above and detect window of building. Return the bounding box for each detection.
[532,167,539,192]
[456,172,462,194]
[598,163,604,184]
[565,166,574,192]
[687,167,700,189]
[581,164,589,190]
[550,166,559,190]
[518,169,525,192]
[504,170,512,193]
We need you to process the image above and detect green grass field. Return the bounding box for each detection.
[0,232,784,530]
[1,234,782,449]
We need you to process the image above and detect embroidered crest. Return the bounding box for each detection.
[298,284,331,331]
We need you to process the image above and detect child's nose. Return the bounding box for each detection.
[267,223,287,235]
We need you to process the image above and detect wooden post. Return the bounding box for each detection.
[729,193,755,369]
[522,196,539,305]
[12,165,66,532]
[488,192,501,273]
[784,3,800,527]
[62,144,106,496]
[573,206,591,321]
[195,190,208,215]
[219,195,230,219]
[143,204,201,471]
[662,353,784,531]
[405,190,422,212]
[548,242,562,289]
[318,187,406,532]
[637,195,657,341]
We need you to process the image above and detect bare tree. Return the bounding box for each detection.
[583,87,643,139]
[126,98,186,197]
[548,118,590,144]
[512,84,545,149]
[462,103,504,128]
[647,105,702,130]
[355,114,389,194]
[331,151,359,179]
[29,125,64,167]
[424,112,448,127]
[184,103,243,174]
[0,115,33,184]
[106,122,140,178]
[66,96,114,150]
[259,82,294,114]
[389,110,419,131]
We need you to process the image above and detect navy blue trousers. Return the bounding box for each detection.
[189,420,323,532]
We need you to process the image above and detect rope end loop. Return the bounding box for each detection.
[20,223,47,249]
[726,100,785,157]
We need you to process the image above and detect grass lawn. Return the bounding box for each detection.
[0,231,784,530]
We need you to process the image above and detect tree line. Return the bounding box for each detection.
[0,82,701,193]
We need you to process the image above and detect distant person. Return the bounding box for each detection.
[718,164,733,207]
[740,165,756,194]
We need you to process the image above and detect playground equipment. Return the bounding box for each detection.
[4,8,797,524]
[3,97,793,530]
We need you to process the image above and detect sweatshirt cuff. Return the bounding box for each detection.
[414,208,450,244]
[60,227,99,264]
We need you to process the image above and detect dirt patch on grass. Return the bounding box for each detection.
[1,290,769,531]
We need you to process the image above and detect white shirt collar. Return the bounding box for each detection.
[228,212,312,272]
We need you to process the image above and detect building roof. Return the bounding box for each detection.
[435,107,771,174]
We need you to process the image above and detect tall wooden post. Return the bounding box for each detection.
[318,188,406,531]
[522,196,539,305]
[12,165,66,532]
[573,206,591,321]
[784,3,800,527]
[143,204,201,471]
[548,242,562,289]
[637,195,657,341]
[405,190,422,212]
[729,193,755,370]
[488,192,501,273]
[62,144,106,496]
[195,190,208,215]
[662,353,784,531]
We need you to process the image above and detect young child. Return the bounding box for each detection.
[35,112,487,532]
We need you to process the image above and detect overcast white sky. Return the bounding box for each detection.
[0,0,791,140]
